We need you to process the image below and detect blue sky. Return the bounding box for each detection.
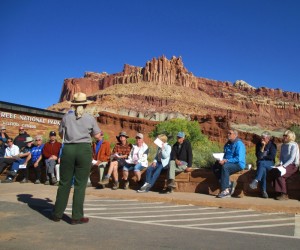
[1,0,299,109]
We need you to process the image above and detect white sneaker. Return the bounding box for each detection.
[140,182,151,191]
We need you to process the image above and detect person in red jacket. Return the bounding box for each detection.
[42,131,62,185]
[91,131,111,186]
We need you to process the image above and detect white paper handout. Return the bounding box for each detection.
[91,160,98,165]
[154,138,163,148]
[19,164,26,169]
[212,153,224,161]
[273,166,286,176]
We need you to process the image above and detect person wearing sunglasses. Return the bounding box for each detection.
[20,135,44,184]
[2,137,33,183]
[272,130,299,200]
[0,126,9,143]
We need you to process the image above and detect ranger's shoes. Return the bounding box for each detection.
[71,217,89,225]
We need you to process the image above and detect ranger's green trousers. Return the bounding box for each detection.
[54,143,92,220]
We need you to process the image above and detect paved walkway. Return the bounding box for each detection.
[0,182,299,214]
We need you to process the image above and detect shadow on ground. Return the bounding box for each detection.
[16,194,71,223]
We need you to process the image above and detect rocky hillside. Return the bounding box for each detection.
[49,56,300,144]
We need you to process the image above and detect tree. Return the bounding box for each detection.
[149,118,222,167]
[149,118,205,146]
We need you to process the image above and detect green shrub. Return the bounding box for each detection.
[289,125,300,143]
[149,118,204,146]
[192,140,222,168]
[149,118,223,168]
[246,146,257,169]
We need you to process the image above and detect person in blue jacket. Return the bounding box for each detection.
[212,128,246,198]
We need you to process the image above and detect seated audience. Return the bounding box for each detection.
[90,131,110,186]
[212,128,246,198]
[249,131,277,198]
[3,136,33,183]
[138,134,171,193]
[122,133,149,189]
[20,135,45,184]
[43,131,62,185]
[100,131,132,190]
[165,132,193,193]
[0,126,9,143]
[272,130,299,200]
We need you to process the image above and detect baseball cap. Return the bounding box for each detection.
[136,133,144,139]
[49,131,56,136]
[177,132,185,138]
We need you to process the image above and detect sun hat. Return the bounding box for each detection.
[24,137,34,143]
[116,131,129,140]
[68,92,93,105]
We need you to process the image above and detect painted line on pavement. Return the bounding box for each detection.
[144,213,282,223]
[85,207,217,216]
[79,214,300,240]
[294,214,300,237]
[185,217,294,227]
[221,222,294,230]
[115,209,253,220]
[65,204,193,211]
[84,201,164,206]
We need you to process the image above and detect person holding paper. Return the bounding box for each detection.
[122,133,149,189]
[100,131,132,190]
[0,137,19,175]
[165,132,193,193]
[2,137,33,183]
[212,129,246,198]
[137,134,171,193]
[249,131,277,198]
[272,130,299,201]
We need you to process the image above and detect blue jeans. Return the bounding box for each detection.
[146,162,164,187]
[11,158,26,172]
[212,162,242,191]
[255,160,274,191]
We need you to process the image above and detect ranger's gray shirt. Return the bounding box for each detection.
[59,112,101,144]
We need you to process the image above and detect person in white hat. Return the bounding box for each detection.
[52,92,102,225]
[122,133,149,189]
[20,135,45,184]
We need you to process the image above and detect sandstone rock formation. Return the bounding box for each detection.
[50,55,300,144]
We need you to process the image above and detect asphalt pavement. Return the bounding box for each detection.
[0,182,299,214]
[1,183,300,250]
